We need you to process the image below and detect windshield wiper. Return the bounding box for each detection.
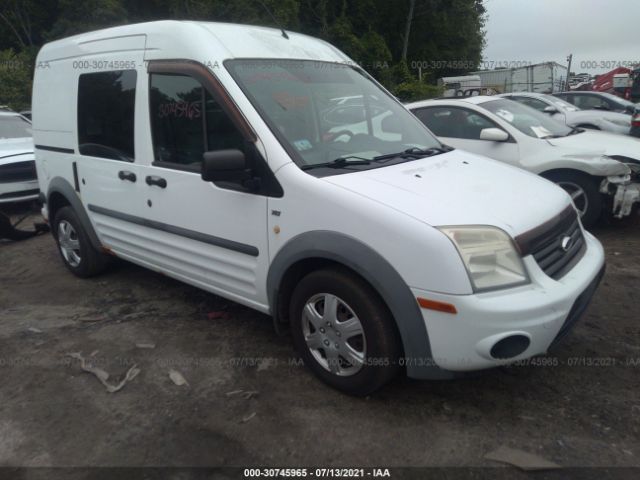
[566,127,584,136]
[301,156,371,171]
[372,146,452,163]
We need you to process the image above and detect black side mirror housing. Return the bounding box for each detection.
[202,149,248,183]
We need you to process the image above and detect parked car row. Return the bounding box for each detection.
[498,92,632,136]
[407,95,640,227]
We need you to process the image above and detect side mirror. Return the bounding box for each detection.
[201,149,248,183]
[543,105,559,114]
[479,128,509,142]
[625,105,636,114]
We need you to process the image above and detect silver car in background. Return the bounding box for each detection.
[499,92,633,136]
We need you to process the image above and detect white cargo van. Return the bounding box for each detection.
[33,21,605,395]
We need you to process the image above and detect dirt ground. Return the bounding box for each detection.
[1,205,639,475]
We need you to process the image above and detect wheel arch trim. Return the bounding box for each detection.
[47,176,102,250]
[267,230,451,379]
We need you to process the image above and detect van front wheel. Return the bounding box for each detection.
[53,206,109,278]
[290,268,401,396]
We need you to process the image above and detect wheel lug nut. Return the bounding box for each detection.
[324,340,330,346]
[336,332,341,337]
[320,328,325,333]
[335,343,339,348]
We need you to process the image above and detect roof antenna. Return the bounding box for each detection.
[256,0,289,39]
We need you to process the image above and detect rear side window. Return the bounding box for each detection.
[149,73,245,170]
[77,70,137,161]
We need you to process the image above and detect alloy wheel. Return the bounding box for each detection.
[57,220,82,267]
[301,293,367,377]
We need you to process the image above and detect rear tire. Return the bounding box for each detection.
[290,267,401,396]
[544,171,603,228]
[53,206,109,277]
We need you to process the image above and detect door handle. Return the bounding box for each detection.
[118,170,137,182]
[146,175,167,188]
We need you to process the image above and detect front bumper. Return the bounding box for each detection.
[410,232,605,373]
[0,180,40,204]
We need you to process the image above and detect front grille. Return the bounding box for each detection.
[0,160,37,183]
[516,206,586,280]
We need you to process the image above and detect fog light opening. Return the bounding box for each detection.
[490,335,530,359]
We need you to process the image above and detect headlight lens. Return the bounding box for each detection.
[438,226,529,292]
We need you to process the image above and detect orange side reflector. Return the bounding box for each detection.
[417,297,457,314]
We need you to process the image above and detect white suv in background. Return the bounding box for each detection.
[0,111,38,204]
[34,21,605,395]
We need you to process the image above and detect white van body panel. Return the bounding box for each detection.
[33,22,606,380]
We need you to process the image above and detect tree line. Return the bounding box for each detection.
[0,0,486,110]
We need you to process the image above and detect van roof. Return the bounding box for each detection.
[37,20,350,64]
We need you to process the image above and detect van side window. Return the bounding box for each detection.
[77,70,137,161]
[149,73,245,170]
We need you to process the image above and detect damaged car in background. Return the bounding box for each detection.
[0,110,38,204]
[0,110,48,241]
[408,96,640,227]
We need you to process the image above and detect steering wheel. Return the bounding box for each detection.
[328,130,355,143]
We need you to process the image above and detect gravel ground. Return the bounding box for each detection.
[0,205,639,476]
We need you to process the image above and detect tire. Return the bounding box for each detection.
[289,267,401,396]
[544,171,603,228]
[53,206,109,278]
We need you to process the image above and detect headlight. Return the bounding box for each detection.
[438,226,529,292]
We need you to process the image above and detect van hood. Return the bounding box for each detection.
[0,138,34,165]
[546,130,640,162]
[324,150,571,237]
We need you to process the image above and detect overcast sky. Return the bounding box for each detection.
[483,0,640,75]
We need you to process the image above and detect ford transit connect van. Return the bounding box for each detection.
[33,21,605,395]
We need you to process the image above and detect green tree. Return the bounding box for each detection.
[0,0,486,109]
[0,47,36,110]
[46,0,128,40]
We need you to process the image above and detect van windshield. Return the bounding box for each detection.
[226,60,442,172]
[0,115,32,139]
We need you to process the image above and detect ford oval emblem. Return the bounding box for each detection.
[561,235,573,252]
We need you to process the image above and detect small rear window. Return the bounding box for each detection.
[77,70,136,161]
